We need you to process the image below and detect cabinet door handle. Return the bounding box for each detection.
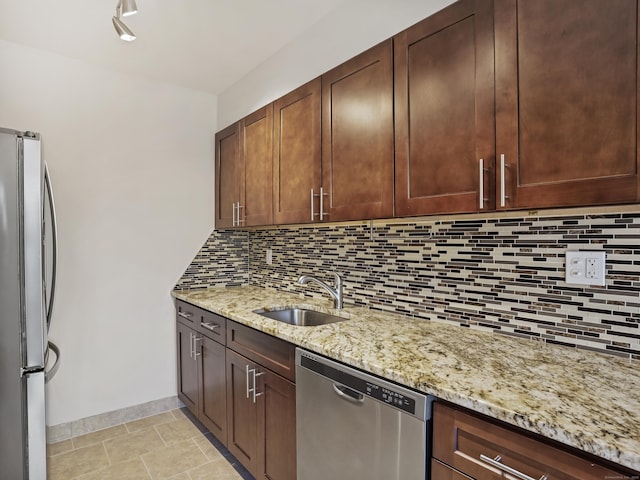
[319,187,328,221]
[177,311,193,320]
[201,322,220,332]
[245,364,251,399]
[252,370,264,403]
[499,154,510,207]
[189,332,194,360]
[232,202,237,226]
[193,335,201,358]
[479,158,487,209]
[237,203,245,225]
[479,454,547,480]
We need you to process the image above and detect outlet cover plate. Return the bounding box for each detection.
[565,250,606,286]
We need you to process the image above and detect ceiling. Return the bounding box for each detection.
[0,0,347,96]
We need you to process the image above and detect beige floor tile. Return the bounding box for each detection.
[126,412,176,433]
[47,439,74,457]
[75,457,151,480]
[47,443,109,480]
[193,434,225,462]
[166,474,190,480]
[169,408,187,419]
[103,427,166,464]
[154,417,201,445]
[187,459,243,480]
[141,439,208,480]
[72,425,128,449]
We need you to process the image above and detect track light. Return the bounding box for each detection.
[112,0,137,42]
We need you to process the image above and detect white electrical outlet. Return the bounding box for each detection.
[266,248,273,265]
[565,251,606,286]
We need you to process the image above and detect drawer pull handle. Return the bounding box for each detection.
[178,311,193,319]
[479,454,547,480]
[201,322,220,332]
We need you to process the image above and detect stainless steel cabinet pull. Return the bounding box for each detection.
[332,383,365,403]
[177,311,193,319]
[311,188,321,221]
[232,202,237,226]
[189,332,194,360]
[480,454,547,480]
[237,203,245,225]
[500,154,509,207]
[479,158,488,209]
[245,364,251,399]
[193,336,201,358]
[319,187,328,221]
[201,322,220,331]
[252,370,264,403]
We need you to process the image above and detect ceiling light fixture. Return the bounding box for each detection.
[112,0,138,42]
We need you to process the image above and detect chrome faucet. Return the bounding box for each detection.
[298,272,343,309]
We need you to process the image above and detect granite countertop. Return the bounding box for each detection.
[172,285,640,472]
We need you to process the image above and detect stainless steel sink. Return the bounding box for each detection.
[253,308,347,326]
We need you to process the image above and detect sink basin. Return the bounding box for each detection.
[253,308,347,326]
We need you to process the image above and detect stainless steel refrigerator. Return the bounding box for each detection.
[0,128,61,479]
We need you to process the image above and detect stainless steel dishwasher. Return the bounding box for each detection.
[296,348,433,480]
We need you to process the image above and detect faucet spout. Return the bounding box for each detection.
[298,272,343,309]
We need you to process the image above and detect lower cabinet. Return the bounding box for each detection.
[432,401,635,480]
[176,301,296,480]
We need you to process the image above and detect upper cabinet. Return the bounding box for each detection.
[215,0,640,228]
[321,40,395,222]
[495,0,640,209]
[273,79,321,225]
[215,123,240,229]
[395,0,495,216]
[215,106,274,229]
[241,105,274,226]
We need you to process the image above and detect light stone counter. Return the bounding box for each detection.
[172,285,640,473]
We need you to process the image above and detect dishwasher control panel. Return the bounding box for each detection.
[300,352,417,415]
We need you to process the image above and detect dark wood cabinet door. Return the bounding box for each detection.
[226,349,259,478]
[215,123,240,228]
[432,402,632,480]
[322,40,394,221]
[176,322,198,414]
[495,0,640,209]
[395,0,495,216]
[255,369,296,480]
[273,78,322,225]
[199,335,227,445]
[241,106,274,227]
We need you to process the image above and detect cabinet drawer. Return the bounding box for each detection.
[175,300,198,327]
[432,402,631,480]
[227,320,295,382]
[175,300,226,344]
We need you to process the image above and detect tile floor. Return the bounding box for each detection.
[47,408,253,480]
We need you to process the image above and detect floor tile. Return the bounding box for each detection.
[104,427,166,464]
[141,438,209,480]
[47,439,74,457]
[165,474,190,480]
[187,458,243,480]
[72,424,128,449]
[154,417,201,445]
[47,443,110,480]
[75,457,151,480]
[126,412,176,433]
[193,434,225,462]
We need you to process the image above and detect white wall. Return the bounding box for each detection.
[0,39,217,426]
[217,0,455,128]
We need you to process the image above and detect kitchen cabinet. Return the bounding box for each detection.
[432,401,635,480]
[226,320,296,480]
[215,106,274,228]
[241,105,274,226]
[273,78,322,225]
[320,39,394,222]
[175,301,227,444]
[215,123,241,228]
[494,0,640,209]
[394,0,495,216]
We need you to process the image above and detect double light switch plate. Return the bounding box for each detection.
[565,251,606,286]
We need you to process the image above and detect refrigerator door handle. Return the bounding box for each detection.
[45,341,61,383]
[44,161,58,332]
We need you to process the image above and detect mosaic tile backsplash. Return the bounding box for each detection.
[176,210,640,360]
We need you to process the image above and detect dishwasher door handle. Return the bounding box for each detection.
[333,383,365,403]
